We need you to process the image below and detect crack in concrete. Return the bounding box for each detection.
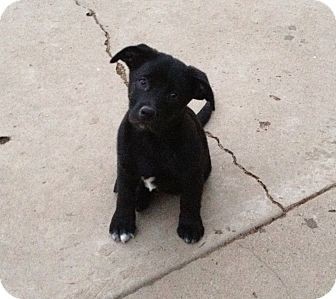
[86,10,111,58]
[205,131,336,214]
[74,1,111,57]
[205,131,286,212]
[74,0,128,86]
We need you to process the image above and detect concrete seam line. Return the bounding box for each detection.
[205,130,286,212]
[285,183,336,211]
[113,213,285,299]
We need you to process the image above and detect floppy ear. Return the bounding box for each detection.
[188,66,215,110]
[110,44,158,70]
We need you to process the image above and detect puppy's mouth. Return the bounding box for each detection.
[128,116,154,130]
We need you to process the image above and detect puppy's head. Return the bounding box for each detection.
[111,44,214,131]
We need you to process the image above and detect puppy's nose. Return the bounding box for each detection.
[139,106,156,120]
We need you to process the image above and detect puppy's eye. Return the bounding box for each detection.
[138,78,148,89]
[169,93,178,100]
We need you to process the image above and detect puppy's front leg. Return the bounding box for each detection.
[109,170,137,243]
[177,174,205,244]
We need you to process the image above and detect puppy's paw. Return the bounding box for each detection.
[109,214,136,244]
[111,231,134,243]
[177,217,204,244]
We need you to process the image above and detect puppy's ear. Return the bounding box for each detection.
[188,66,215,110]
[110,44,158,70]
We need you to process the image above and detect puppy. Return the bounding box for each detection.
[109,44,215,244]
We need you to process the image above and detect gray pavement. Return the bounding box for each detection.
[0,0,335,298]
[126,190,336,299]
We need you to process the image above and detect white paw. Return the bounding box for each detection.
[111,233,120,242]
[111,232,134,243]
[120,233,134,243]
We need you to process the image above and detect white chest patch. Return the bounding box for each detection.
[141,176,157,192]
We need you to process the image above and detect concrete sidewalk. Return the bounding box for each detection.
[0,0,335,298]
[126,190,336,299]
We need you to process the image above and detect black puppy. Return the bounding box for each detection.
[109,44,215,244]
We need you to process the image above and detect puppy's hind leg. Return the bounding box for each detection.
[135,181,153,212]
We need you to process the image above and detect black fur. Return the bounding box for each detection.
[109,44,215,244]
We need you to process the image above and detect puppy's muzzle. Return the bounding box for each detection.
[139,106,156,121]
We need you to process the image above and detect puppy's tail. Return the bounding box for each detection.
[197,101,214,127]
